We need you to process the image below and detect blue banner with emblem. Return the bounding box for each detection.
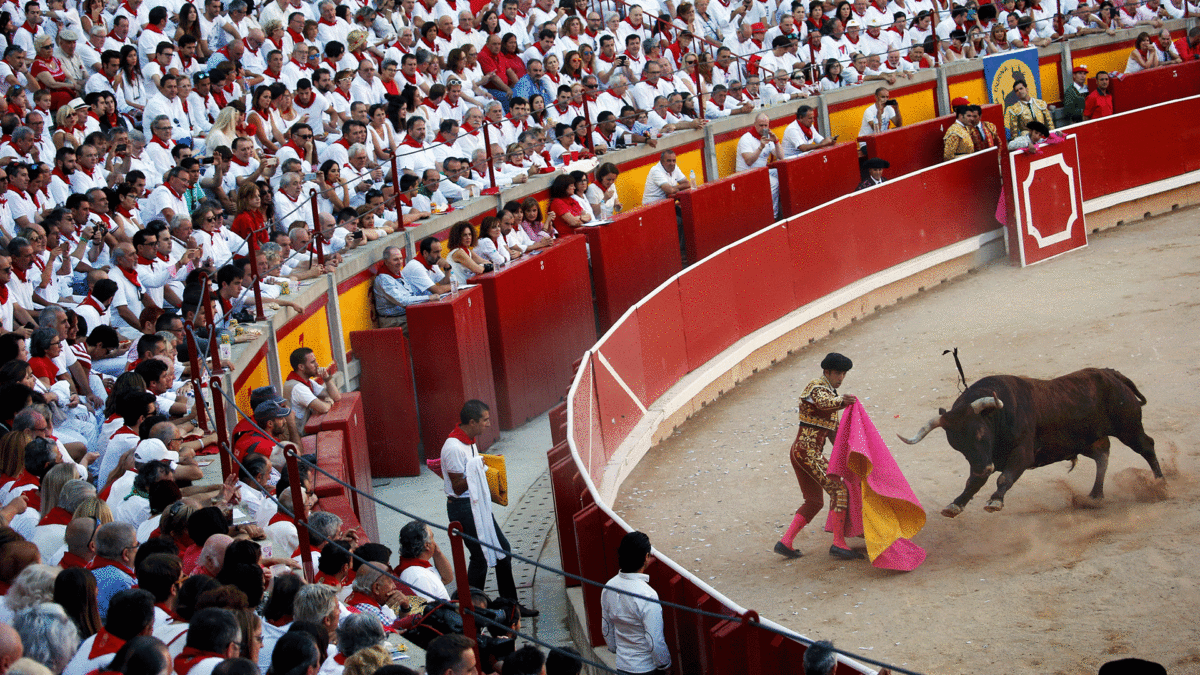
[983,47,1042,106]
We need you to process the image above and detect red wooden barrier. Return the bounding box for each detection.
[579,198,684,331]
[862,104,1002,178]
[300,392,379,542]
[310,430,346,498]
[1111,59,1200,113]
[1071,95,1200,200]
[773,142,861,218]
[678,167,775,263]
[572,504,610,646]
[547,442,582,585]
[476,235,596,429]
[348,328,422,477]
[549,402,567,448]
[405,286,499,458]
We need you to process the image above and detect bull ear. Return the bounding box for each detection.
[938,407,946,415]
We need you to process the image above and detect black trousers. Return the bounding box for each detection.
[447,496,516,600]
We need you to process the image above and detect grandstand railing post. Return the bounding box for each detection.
[184,320,208,432]
[446,522,480,651]
[309,188,326,267]
[284,442,316,582]
[247,231,266,322]
[207,378,233,482]
[198,271,223,374]
[390,155,403,225]
[482,121,498,190]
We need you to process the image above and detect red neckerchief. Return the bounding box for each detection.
[345,590,380,609]
[114,206,132,220]
[97,467,132,501]
[284,139,307,159]
[151,135,171,150]
[400,135,424,149]
[146,23,164,34]
[375,260,402,279]
[1017,29,1030,47]
[797,122,814,141]
[11,266,28,283]
[156,602,183,622]
[87,556,135,577]
[421,97,437,109]
[949,43,963,54]
[165,182,185,200]
[845,34,859,45]
[265,66,282,79]
[397,192,412,207]
[110,425,136,440]
[21,21,39,35]
[395,557,432,574]
[887,26,903,35]
[117,265,141,288]
[212,88,228,108]
[230,153,252,167]
[461,121,477,135]
[598,51,614,63]
[157,252,169,263]
[59,551,91,569]
[291,543,320,558]
[294,91,314,107]
[39,506,74,526]
[399,69,420,85]
[32,254,45,271]
[449,424,475,446]
[137,254,158,266]
[287,370,315,393]
[88,629,126,659]
[287,27,304,42]
[174,648,225,675]
[1122,5,1137,17]
[323,56,341,72]
[269,510,294,526]
[313,571,346,587]
[318,15,337,26]
[0,283,8,305]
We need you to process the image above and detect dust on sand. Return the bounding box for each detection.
[614,208,1200,675]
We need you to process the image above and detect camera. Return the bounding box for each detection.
[353,230,364,240]
[482,263,495,273]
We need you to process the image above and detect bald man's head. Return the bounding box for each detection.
[0,623,22,672]
[64,518,99,559]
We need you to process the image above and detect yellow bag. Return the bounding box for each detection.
[481,454,508,507]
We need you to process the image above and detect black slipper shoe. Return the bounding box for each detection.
[829,545,866,560]
[774,541,802,559]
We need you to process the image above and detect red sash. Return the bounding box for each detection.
[174,648,225,675]
[88,629,125,659]
[38,506,73,526]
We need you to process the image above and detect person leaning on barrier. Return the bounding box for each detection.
[600,531,670,675]
[942,97,978,161]
[1003,79,1053,139]
[640,149,691,207]
[372,246,435,333]
[781,104,836,159]
[284,347,341,432]
[402,237,453,300]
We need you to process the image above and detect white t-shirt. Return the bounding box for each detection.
[642,163,685,205]
[859,103,898,137]
[401,258,441,296]
[734,131,776,172]
[780,120,825,158]
[289,377,325,429]
[400,564,451,601]
[439,430,476,498]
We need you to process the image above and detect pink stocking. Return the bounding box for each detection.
[831,511,850,549]
[781,512,807,547]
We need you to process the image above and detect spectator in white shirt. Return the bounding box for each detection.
[601,531,671,675]
[396,521,454,602]
[736,113,782,216]
[641,149,691,206]
[781,103,836,158]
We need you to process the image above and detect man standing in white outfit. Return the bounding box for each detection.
[601,531,672,675]
[735,113,783,217]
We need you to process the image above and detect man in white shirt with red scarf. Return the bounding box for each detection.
[285,346,341,431]
[781,103,835,158]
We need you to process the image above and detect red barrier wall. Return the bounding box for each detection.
[301,393,379,542]
[581,199,684,331]
[1111,59,1200,113]
[1070,95,1200,200]
[678,167,776,262]
[862,104,1002,178]
[476,235,596,429]
[348,328,422,476]
[773,142,861,218]
[406,286,499,457]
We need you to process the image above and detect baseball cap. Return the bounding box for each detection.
[751,22,766,33]
[254,399,292,423]
[134,438,180,469]
[250,385,283,410]
[846,19,862,29]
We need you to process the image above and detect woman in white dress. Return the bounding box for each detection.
[447,221,489,286]
[367,103,396,163]
[316,160,352,215]
[474,216,518,265]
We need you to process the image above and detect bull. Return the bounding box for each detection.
[898,368,1162,517]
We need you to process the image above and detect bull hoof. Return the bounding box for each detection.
[941,504,963,518]
[984,499,1004,512]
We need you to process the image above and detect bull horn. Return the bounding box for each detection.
[898,416,943,445]
[970,396,1003,414]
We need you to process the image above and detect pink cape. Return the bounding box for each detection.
[824,402,927,571]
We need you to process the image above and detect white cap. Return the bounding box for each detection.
[134,438,179,469]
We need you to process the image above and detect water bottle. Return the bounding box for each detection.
[218,330,233,363]
[689,170,697,186]
[450,276,459,295]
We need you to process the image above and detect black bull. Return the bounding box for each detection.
[899,368,1163,517]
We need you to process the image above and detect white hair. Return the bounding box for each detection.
[13,603,80,675]
[4,565,61,614]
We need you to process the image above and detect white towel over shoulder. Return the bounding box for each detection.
[465,455,502,567]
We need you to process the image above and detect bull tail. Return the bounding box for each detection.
[1111,370,1149,406]
[1067,455,1078,473]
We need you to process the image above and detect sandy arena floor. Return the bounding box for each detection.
[612,207,1200,675]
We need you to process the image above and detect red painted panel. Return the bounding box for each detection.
[405,286,499,458]
[634,281,689,405]
[773,142,861,218]
[311,430,346,498]
[1005,137,1089,266]
[583,198,683,331]
[591,352,645,461]
[304,393,378,542]
[596,310,647,406]
[548,446,582,585]
[1072,96,1200,200]
[1111,60,1200,113]
[678,167,775,262]
[676,252,740,372]
[726,225,797,334]
[572,505,610,646]
[548,402,567,448]
[348,329,422,477]
[476,235,596,429]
